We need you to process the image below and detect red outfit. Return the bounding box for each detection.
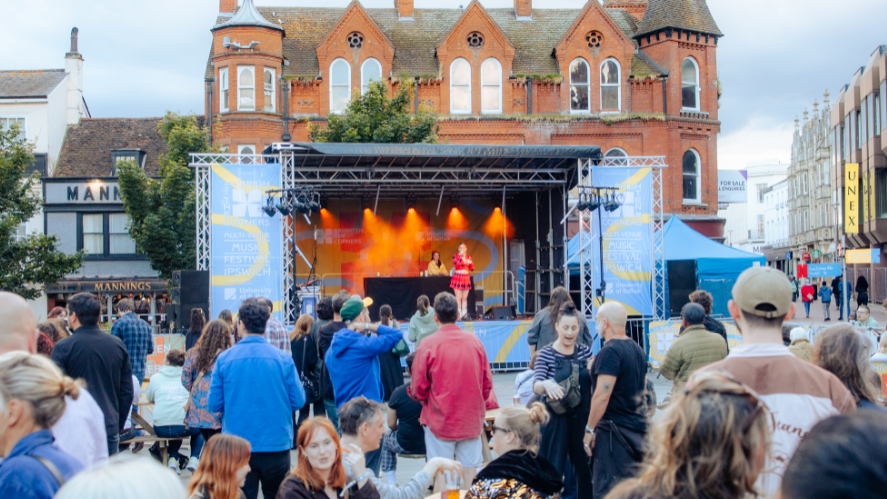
[451,254,474,290]
[409,324,493,441]
[801,284,815,302]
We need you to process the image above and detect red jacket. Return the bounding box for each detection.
[409,324,492,441]
[801,284,815,302]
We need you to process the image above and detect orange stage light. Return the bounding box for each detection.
[446,207,469,231]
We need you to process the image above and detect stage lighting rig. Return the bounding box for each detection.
[262,197,278,217]
[603,192,622,212]
[308,192,322,214]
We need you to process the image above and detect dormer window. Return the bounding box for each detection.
[111,150,146,175]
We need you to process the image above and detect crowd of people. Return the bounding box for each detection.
[2,264,887,499]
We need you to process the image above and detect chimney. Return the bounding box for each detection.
[65,27,84,126]
[515,0,531,19]
[220,0,237,15]
[396,0,413,20]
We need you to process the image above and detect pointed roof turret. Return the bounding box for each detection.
[635,0,722,38]
[212,0,283,32]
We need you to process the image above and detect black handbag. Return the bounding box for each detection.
[300,337,320,402]
[544,360,582,416]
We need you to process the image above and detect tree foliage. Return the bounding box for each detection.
[0,125,83,299]
[309,80,439,143]
[117,112,215,281]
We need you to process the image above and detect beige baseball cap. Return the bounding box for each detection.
[731,266,793,318]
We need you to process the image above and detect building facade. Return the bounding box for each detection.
[718,160,787,254]
[203,0,726,235]
[787,96,835,274]
[831,45,887,302]
[44,117,170,322]
[762,178,789,271]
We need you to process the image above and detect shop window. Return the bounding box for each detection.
[481,58,502,114]
[600,58,621,113]
[569,58,590,114]
[450,58,471,114]
[681,58,699,111]
[330,59,351,114]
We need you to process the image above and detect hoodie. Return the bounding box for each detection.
[146,365,189,427]
[408,307,439,346]
[325,325,403,408]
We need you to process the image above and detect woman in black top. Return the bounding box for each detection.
[291,314,321,446]
[185,308,206,351]
[856,275,869,307]
[376,305,405,402]
[532,303,593,497]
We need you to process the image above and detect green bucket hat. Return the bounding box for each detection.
[340,297,372,321]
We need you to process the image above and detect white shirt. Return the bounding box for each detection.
[52,388,109,469]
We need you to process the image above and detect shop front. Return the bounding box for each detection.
[46,277,170,332]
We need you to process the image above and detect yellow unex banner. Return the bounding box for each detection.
[845,163,859,234]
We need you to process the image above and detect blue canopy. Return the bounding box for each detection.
[660,217,764,280]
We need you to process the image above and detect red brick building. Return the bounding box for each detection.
[204,0,724,235]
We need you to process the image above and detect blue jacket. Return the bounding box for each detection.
[819,286,833,302]
[325,325,403,408]
[0,430,82,499]
[209,335,305,452]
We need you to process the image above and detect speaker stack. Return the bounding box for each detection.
[170,270,209,332]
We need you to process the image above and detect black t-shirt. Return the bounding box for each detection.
[387,384,426,455]
[590,337,647,432]
[319,320,345,401]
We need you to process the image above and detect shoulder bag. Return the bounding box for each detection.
[544,360,582,416]
[300,337,320,401]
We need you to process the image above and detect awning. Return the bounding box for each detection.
[47,278,168,294]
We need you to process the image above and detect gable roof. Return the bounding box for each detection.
[206,6,645,80]
[435,1,515,53]
[0,69,67,99]
[555,2,636,53]
[55,118,173,178]
[315,1,395,59]
[635,0,722,38]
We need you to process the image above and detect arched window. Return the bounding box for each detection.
[604,148,628,158]
[330,59,351,114]
[481,58,502,114]
[681,58,699,111]
[238,66,255,111]
[600,58,621,113]
[682,149,701,202]
[569,58,590,113]
[361,58,382,95]
[264,68,276,112]
[450,58,471,114]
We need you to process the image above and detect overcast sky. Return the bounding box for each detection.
[3,0,887,170]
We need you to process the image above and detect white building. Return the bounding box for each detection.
[763,178,790,271]
[0,27,89,318]
[718,160,788,255]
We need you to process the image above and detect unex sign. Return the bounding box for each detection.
[45,181,122,204]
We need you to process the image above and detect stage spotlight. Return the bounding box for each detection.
[587,192,601,211]
[295,193,310,214]
[262,197,278,217]
[603,192,621,212]
[494,206,501,213]
[277,200,293,216]
[308,192,321,213]
[407,198,416,213]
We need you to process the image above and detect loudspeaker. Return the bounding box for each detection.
[490,305,516,320]
[171,270,210,329]
[667,260,697,317]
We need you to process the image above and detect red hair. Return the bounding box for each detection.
[293,418,347,491]
[47,307,66,319]
[187,434,251,499]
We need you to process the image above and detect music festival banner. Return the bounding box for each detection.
[209,162,283,320]
[647,319,741,368]
[591,167,654,316]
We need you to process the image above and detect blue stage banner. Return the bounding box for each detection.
[807,263,842,278]
[592,167,654,316]
[210,162,283,321]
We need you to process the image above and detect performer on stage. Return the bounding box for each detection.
[427,250,448,276]
[451,242,474,320]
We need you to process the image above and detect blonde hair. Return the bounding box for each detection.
[498,402,550,454]
[879,334,887,355]
[0,352,82,429]
[607,371,770,499]
[55,459,185,499]
[290,314,314,342]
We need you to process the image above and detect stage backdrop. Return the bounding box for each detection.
[209,163,283,321]
[294,198,510,309]
[592,167,654,316]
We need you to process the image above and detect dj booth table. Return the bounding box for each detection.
[364,276,476,322]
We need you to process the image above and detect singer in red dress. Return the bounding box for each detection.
[451,242,474,320]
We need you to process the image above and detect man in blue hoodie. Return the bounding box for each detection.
[326,296,403,476]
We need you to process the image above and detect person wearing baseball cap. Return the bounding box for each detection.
[694,266,855,499]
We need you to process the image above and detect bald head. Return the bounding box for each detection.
[596,302,627,340]
[0,292,38,354]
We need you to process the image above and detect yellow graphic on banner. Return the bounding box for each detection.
[210,214,270,286]
[845,163,859,234]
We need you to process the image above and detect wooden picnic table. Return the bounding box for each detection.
[479,409,500,464]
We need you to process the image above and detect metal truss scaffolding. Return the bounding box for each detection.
[575,156,667,319]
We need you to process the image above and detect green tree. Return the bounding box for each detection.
[310,80,439,143]
[0,124,83,299]
[117,112,216,280]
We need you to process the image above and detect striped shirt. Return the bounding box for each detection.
[534,344,592,382]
